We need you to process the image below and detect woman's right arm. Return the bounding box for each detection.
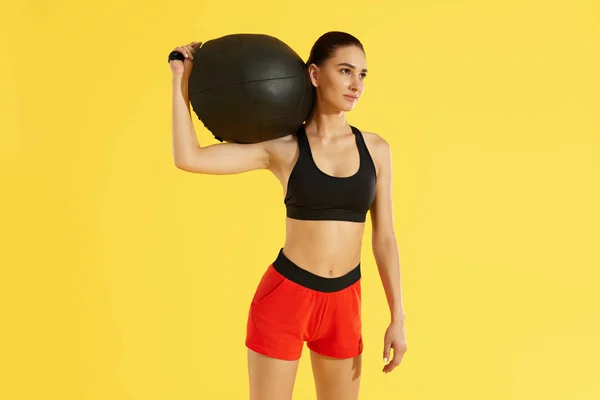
[170,41,270,175]
[171,74,270,175]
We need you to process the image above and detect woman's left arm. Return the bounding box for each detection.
[369,134,407,373]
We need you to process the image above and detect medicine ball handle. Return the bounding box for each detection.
[168,50,185,63]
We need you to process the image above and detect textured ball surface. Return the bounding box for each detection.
[188,34,315,144]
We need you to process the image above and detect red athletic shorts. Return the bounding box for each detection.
[246,248,363,361]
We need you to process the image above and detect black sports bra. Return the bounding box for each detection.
[284,124,377,223]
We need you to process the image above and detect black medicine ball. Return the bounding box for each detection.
[188,34,315,144]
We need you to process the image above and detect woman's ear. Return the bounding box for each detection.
[308,63,319,88]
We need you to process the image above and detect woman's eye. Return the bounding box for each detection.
[341,69,367,79]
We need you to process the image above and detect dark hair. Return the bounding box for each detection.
[306,31,365,67]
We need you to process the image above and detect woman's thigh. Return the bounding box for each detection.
[248,349,300,400]
[310,350,362,400]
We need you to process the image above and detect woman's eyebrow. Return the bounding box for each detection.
[336,62,368,73]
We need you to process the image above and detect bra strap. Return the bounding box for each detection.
[351,125,367,156]
[296,124,308,152]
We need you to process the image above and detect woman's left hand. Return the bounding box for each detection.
[382,320,407,373]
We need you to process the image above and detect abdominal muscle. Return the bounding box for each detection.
[282,217,365,278]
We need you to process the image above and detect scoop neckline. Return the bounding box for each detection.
[301,125,361,180]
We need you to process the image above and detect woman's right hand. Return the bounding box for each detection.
[169,41,202,76]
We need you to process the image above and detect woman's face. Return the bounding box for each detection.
[309,45,367,112]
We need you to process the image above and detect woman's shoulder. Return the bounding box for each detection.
[261,132,299,168]
[262,132,297,152]
[355,128,391,175]
[356,128,390,154]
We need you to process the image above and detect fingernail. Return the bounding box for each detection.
[384,358,388,363]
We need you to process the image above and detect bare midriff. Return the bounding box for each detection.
[282,217,365,278]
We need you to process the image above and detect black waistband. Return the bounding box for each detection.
[272,248,361,293]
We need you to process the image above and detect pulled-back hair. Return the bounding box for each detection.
[306,31,365,67]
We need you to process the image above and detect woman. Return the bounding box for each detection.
[169,31,407,400]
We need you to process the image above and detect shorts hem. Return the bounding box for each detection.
[306,343,364,359]
[245,340,302,361]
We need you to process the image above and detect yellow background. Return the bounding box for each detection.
[1,0,599,398]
